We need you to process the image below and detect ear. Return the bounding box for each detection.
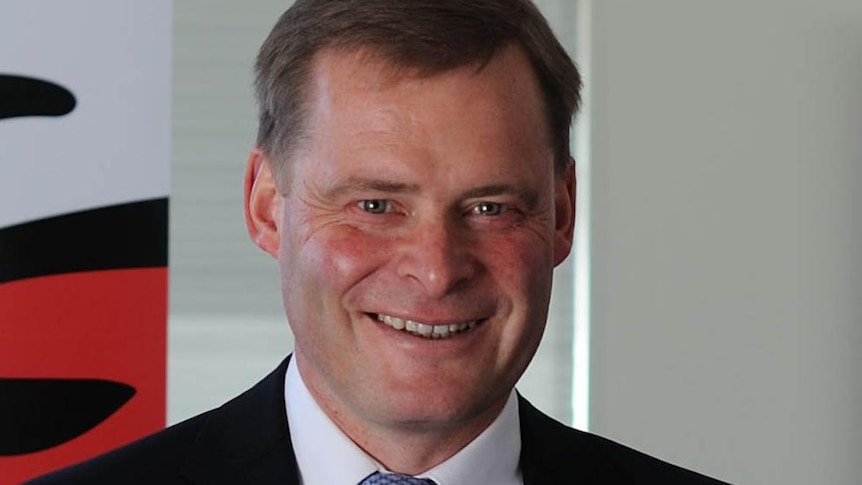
[553,158,577,266]
[244,148,282,258]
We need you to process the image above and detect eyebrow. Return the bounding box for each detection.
[321,177,420,198]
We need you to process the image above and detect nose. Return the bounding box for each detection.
[395,220,478,297]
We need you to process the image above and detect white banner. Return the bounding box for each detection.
[0,0,171,227]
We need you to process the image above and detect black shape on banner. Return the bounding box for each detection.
[0,74,76,120]
[0,378,136,455]
[0,198,168,284]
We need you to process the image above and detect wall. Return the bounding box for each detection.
[587,1,862,483]
[170,0,290,422]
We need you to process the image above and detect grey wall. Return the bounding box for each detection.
[169,0,291,422]
[587,1,862,483]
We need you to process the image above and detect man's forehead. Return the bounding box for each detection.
[301,45,549,150]
[270,43,553,190]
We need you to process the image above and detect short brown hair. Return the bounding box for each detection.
[254,0,581,176]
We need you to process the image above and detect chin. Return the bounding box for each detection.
[374,385,500,428]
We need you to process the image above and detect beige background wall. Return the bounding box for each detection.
[587,1,862,483]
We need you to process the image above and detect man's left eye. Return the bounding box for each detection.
[359,199,391,214]
[472,202,505,216]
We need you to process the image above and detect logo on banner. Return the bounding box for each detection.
[0,75,135,456]
[0,2,171,482]
[0,74,168,481]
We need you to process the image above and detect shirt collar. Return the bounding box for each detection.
[421,389,521,485]
[284,357,522,485]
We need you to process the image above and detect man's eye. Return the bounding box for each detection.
[359,199,391,214]
[473,202,505,216]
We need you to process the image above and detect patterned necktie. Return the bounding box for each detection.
[359,471,437,485]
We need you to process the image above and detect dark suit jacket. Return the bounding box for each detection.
[25,358,730,484]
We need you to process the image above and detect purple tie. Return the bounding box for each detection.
[358,471,437,485]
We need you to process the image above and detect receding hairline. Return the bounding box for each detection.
[266,42,559,188]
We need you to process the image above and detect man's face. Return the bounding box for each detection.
[248,45,575,436]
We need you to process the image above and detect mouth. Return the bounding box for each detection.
[371,313,482,340]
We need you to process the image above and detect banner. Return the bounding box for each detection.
[0,2,171,483]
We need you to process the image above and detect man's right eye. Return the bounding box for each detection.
[358,199,391,214]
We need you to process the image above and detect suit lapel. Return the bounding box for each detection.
[518,395,631,485]
[180,357,301,485]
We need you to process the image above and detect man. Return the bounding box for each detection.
[28,0,728,483]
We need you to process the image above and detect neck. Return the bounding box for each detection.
[296,357,508,475]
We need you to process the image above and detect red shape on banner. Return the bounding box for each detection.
[0,268,167,484]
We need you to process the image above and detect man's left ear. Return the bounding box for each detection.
[553,159,576,266]
[244,148,283,258]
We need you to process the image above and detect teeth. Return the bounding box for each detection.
[382,314,405,330]
[376,314,478,339]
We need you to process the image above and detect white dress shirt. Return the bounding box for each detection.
[284,358,523,485]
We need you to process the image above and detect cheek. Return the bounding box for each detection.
[484,231,554,294]
[277,226,390,369]
[327,229,387,283]
[279,224,388,309]
[484,233,554,350]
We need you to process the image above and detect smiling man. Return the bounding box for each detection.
[28,1,728,484]
[246,40,571,481]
